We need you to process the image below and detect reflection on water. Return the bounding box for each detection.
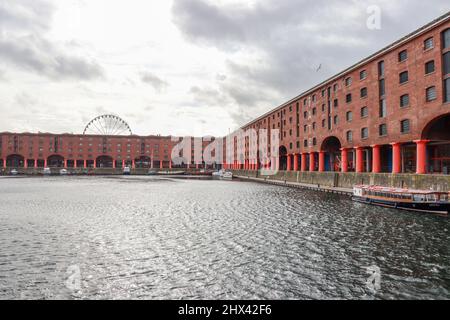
[0,176,448,300]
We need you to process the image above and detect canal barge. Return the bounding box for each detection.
[352,185,449,215]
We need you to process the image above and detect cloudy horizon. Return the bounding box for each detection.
[0,0,448,137]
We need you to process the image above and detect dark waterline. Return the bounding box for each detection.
[0,176,449,300]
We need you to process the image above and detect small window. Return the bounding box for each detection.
[334,115,338,125]
[398,50,408,62]
[346,111,353,122]
[304,140,308,147]
[312,122,316,130]
[346,131,353,142]
[445,78,450,103]
[379,79,385,96]
[361,127,369,139]
[379,124,387,136]
[312,94,316,102]
[426,86,436,102]
[313,138,317,146]
[312,108,317,115]
[378,61,385,77]
[425,60,435,74]
[334,99,338,107]
[360,70,367,80]
[304,111,308,119]
[321,89,325,97]
[304,98,307,106]
[322,119,326,127]
[379,99,387,118]
[400,94,409,108]
[443,52,450,76]
[321,104,325,112]
[333,84,338,92]
[361,106,368,118]
[346,93,352,103]
[401,119,410,133]
[399,71,409,84]
[345,77,352,86]
[304,125,308,132]
[424,37,433,50]
[443,29,450,49]
[360,87,368,98]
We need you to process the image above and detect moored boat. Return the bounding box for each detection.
[352,185,450,215]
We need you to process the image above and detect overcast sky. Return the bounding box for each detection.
[0,0,448,137]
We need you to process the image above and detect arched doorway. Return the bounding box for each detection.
[47,155,64,167]
[321,137,342,171]
[135,156,151,168]
[6,154,24,167]
[279,146,288,170]
[96,155,113,168]
[422,113,450,174]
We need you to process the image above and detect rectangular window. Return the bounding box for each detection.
[334,116,338,125]
[400,94,409,108]
[443,29,450,49]
[398,50,408,62]
[334,84,338,92]
[378,61,385,77]
[379,79,385,96]
[379,124,387,136]
[425,60,435,74]
[346,94,352,103]
[444,52,450,76]
[445,78,450,103]
[361,128,369,139]
[379,99,387,117]
[360,87,368,98]
[426,86,437,102]
[334,99,338,107]
[361,106,368,118]
[322,119,326,128]
[345,77,352,86]
[424,37,434,50]
[346,111,353,122]
[346,131,353,142]
[399,71,409,84]
[360,70,367,80]
[401,120,410,133]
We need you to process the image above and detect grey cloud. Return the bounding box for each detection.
[0,0,54,32]
[172,0,450,126]
[0,35,103,80]
[140,72,169,92]
[0,0,104,80]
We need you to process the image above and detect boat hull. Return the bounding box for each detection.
[353,196,449,215]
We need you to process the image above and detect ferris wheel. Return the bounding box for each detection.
[83,114,132,136]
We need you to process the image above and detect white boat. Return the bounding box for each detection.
[59,169,68,176]
[353,185,450,215]
[212,170,223,178]
[43,167,51,176]
[10,169,18,176]
[221,171,233,180]
[212,170,233,180]
[123,166,131,175]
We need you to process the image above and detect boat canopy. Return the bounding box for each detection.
[354,185,448,195]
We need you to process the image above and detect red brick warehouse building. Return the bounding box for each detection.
[0,115,214,170]
[233,12,450,175]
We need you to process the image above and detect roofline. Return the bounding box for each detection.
[0,132,175,139]
[241,10,450,129]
